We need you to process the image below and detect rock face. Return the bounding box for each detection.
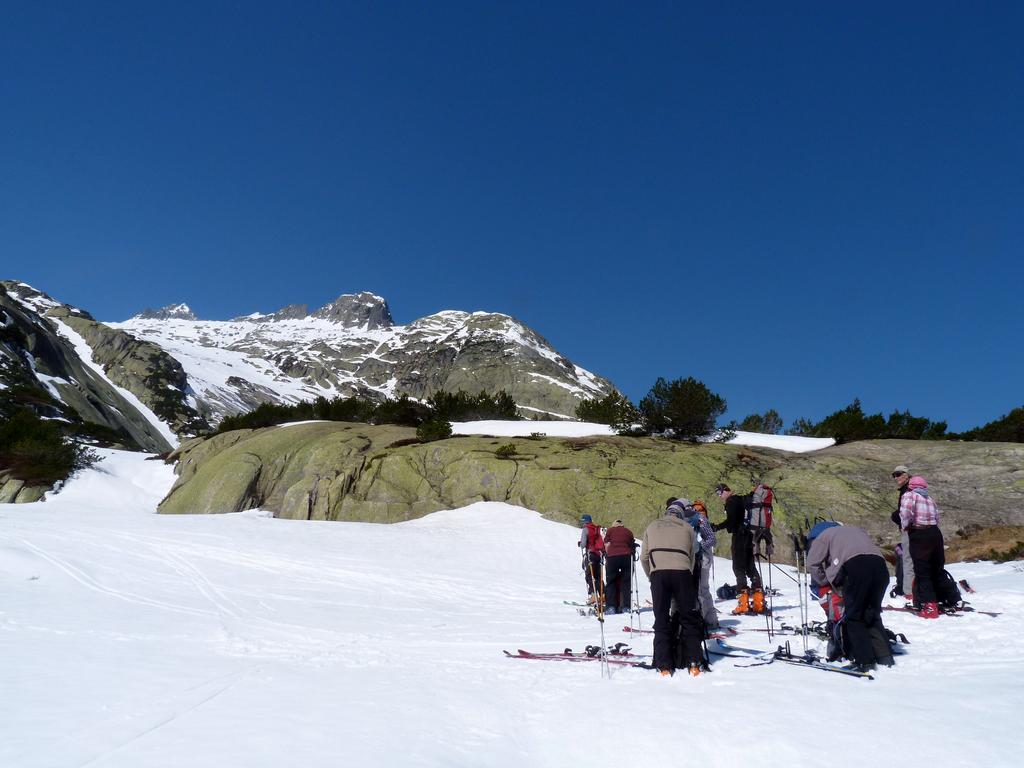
[0,471,48,503]
[114,298,615,424]
[158,425,1024,562]
[1,281,194,454]
[133,304,198,321]
[309,293,393,330]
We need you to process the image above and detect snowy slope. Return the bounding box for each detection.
[48,317,180,448]
[0,453,1018,767]
[451,420,835,453]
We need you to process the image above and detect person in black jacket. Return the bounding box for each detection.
[711,483,763,615]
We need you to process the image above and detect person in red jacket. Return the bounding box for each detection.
[579,514,605,604]
[603,519,637,614]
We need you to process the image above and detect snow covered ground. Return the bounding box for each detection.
[1,451,1019,767]
[452,420,836,453]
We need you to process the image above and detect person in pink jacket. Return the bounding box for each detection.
[898,476,944,619]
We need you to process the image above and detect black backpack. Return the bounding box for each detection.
[935,569,963,608]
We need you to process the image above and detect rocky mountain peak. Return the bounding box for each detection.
[310,293,393,330]
[133,303,197,321]
[231,304,310,323]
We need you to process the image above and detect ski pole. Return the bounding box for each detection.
[753,539,771,640]
[757,556,799,585]
[630,552,643,632]
[791,530,810,655]
[587,555,609,677]
[597,555,610,678]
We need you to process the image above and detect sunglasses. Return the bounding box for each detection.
[892,472,906,479]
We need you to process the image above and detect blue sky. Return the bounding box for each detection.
[2,2,1021,432]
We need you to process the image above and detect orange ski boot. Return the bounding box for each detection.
[731,590,750,615]
[752,589,766,614]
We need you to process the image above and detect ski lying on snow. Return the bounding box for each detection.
[622,626,738,639]
[735,644,874,679]
[948,604,999,617]
[706,639,773,659]
[766,653,874,680]
[883,603,999,618]
[503,650,652,667]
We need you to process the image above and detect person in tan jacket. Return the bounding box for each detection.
[640,502,704,676]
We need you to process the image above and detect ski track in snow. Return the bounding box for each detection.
[0,449,1020,767]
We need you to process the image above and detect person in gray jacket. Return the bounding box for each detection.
[889,465,916,601]
[806,523,894,672]
[641,504,704,676]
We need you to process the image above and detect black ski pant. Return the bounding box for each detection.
[583,552,603,598]
[604,554,631,612]
[894,550,905,595]
[730,530,761,592]
[838,554,891,667]
[908,526,945,604]
[650,569,702,670]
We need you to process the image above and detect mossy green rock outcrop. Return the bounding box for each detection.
[0,471,48,503]
[159,424,1024,561]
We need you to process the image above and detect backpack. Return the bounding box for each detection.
[935,569,963,609]
[744,484,775,557]
[743,484,774,530]
[584,522,605,554]
[716,584,738,600]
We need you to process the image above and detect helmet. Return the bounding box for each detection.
[580,514,592,524]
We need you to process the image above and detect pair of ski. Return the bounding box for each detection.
[564,601,652,618]
[708,639,875,678]
[623,625,738,641]
[732,641,875,679]
[505,640,868,678]
[503,642,653,668]
[883,602,999,618]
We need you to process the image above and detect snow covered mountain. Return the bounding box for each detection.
[2,280,616,449]
[112,293,615,425]
[1,281,202,454]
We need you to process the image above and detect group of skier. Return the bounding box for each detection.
[576,462,951,676]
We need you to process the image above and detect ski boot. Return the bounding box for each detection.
[751,589,766,614]
[688,663,702,677]
[921,602,940,619]
[731,590,750,615]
